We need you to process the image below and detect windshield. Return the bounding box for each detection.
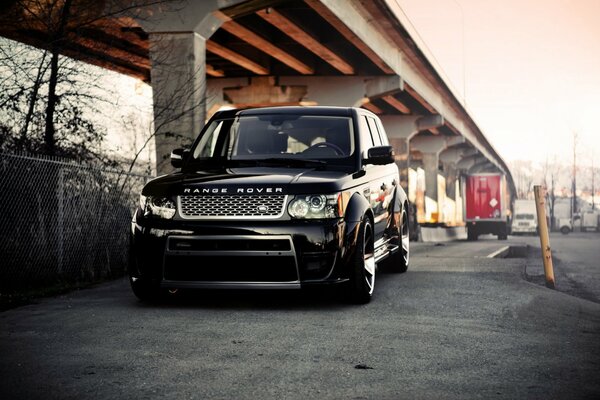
[190,115,355,166]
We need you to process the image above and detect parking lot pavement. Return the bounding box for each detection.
[1,240,599,399]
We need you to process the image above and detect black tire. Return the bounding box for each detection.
[129,276,162,302]
[128,249,161,302]
[385,205,410,273]
[467,227,478,241]
[560,226,570,235]
[497,224,508,240]
[346,218,375,304]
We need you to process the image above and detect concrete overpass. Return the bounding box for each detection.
[0,0,515,227]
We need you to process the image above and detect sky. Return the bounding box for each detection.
[396,0,600,167]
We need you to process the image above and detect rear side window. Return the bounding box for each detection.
[366,117,383,146]
[359,116,374,151]
[375,118,390,145]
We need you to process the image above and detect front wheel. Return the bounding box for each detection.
[129,276,162,302]
[346,218,376,304]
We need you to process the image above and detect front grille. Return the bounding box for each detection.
[179,194,287,219]
[169,238,291,252]
[164,255,298,282]
[163,235,299,283]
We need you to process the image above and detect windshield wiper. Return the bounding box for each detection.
[257,158,327,168]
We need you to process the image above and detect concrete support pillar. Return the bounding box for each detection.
[410,135,463,223]
[380,114,443,190]
[443,162,459,198]
[149,32,206,173]
[421,152,441,208]
[136,1,241,174]
[439,144,472,199]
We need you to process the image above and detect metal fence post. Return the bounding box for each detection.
[57,167,64,275]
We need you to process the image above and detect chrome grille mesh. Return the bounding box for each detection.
[179,195,287,219]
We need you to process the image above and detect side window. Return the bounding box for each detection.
[367,117,382,146]
[194,120,223,159]
[375,119,390,145]
[358,115,374,151]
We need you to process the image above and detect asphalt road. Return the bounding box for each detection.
[1,239,599,399]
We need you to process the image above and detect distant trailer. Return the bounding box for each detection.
[464,173,510,240]
[581,211,600,232]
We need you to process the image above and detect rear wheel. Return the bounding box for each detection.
[497,224,508,240]
[467,227,478,241]
[346,218,375,304]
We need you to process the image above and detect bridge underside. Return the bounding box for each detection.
[0,0,515,226]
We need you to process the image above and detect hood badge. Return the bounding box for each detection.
[257,205,269,213]
[183,187,283,194]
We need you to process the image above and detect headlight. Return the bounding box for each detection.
[141,195,176,219]
[288,194,343,219]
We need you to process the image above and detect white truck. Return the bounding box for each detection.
[511,199,538,235]
[558,218,573,234]
[581,211,600,232]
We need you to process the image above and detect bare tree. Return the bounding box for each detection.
[510,160,534,199]
[0,0,218,189]
[0,0,179,165]
[542,155,562,230]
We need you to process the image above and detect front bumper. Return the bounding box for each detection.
[130,213,353,290]
[511,224,536,233]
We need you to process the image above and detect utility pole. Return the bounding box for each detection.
[571,132,577,219]
[592,152,596,211]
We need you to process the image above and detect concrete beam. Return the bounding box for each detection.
[380,115,444,140]
[279,76,366,107]
[457,155,486,171]
[134,1,242,36]
[439,144,474,165]
[469,160,499,174]
[222,76,308,107]
[411,135,462,155]
[365,76,403,98]
[257,8,354,75]
[206,77,249,118]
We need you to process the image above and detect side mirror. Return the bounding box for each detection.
[170,148,189,168]
[365,145,395,165]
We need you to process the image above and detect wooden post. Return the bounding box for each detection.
[534,185,555,288]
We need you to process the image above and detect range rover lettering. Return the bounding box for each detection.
[129,106,410,303]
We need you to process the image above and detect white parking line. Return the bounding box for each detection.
[486,245,510,259]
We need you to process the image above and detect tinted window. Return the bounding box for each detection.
[358,116,374,151]
[367,117,382,146]
[192,115,355,161]
[375,119,390,145]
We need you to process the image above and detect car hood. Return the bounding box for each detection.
[142,167,355,197]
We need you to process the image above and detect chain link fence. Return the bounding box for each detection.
[0,152,151,294]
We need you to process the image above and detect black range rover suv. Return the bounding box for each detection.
[130,106,410,303]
